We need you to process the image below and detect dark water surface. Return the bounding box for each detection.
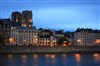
[0,53,100,66]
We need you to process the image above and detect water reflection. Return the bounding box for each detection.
[75,54,81,63]
[33,54,38,59]
[1,53,100,66]
[8,54,15,66]
[93,53,100,61]
[45,54,50,66]
[45,54,50,58]
[50,54,56,59]
[8,54,14,62]
[62,54,67,66]
[21,54,28,66]
[32,54,38,66]
[62,54,66,58]
[50,54,56,66]
[74,54,81,66]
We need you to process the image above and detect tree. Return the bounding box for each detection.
[0,34,5,46]
[57,37,68,46]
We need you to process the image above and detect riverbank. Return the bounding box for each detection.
[0,46,100,53]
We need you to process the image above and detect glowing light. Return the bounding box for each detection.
[63,44,67,46]
[28,19,32,22]
[51,44,53,47]
[77,39,81,43]
[23,40,26,42]
[93,53,100,61]
[8,54,13,59]
[22,59,27,63]
[33,36,38,44]
[33,54,38,59]
[8,54,13,62]
[75,54,81,63]
[69,43,71,45]
[21,54,27,63]
[51,54,56,59]
[29,25,32,27]
[93,53,99,57]
[95,39,100,44]
[16,19,18,22]
[22,24,26,27]
[62,54,66,58]
[45,54,50,58]
[9,37,14,44]
[22,54,27,59]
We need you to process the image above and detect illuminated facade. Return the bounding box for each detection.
[38,36,57,46]
[11,10,33,27]
[10,27,38,46]
[74,28,100,46]
[11,11,21,22]
[22,10,33,27]
[92,30,100,45]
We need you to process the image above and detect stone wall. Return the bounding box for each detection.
[0,46,100,53]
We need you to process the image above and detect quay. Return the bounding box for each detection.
[0,46,100,53]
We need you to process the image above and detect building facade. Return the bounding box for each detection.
[74,28,100,46]
[11,10,33,27]
[0,18,11,45]
[11,11,22,22]
[38,36,57,46]
[92,30,100,45]
[22,10,33,27]
[10,27,38,46]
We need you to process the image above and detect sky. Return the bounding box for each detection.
[0,0,100,31]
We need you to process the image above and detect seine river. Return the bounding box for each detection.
[0,53,100,66]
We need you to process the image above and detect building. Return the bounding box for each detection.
[22,10,33,27]
[10,27,38,46]
[0,18,11,45]
[38,36,57,46]
[92,30,100,45]
[74,28,100,46]
[11,10,33,27]
[11,11,21,22]
[64,32,74,45]
[55,30,64,38]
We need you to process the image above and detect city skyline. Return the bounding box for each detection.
[0,0,100,31]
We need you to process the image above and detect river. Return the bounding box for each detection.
[0,53,100,66]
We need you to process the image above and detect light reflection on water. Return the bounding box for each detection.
[21,54,27,63]
[8,54,14,63]
[74,54,81,63]
[62,54,67,66]
[33,54,38,66]
[0,53,100,66]
[93,53,100,61]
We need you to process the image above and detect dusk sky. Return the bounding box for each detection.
[0,0,100,31]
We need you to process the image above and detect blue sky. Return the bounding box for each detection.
[0,0,100,31]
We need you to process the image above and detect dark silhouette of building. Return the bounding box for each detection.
[22,10,33,27]
[11,10,33,27]
[0,18,11,45]
[11,11,21,22]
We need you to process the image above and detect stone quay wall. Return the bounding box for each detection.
[0,46,100,53]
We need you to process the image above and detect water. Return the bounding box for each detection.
[0,53,100,66]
